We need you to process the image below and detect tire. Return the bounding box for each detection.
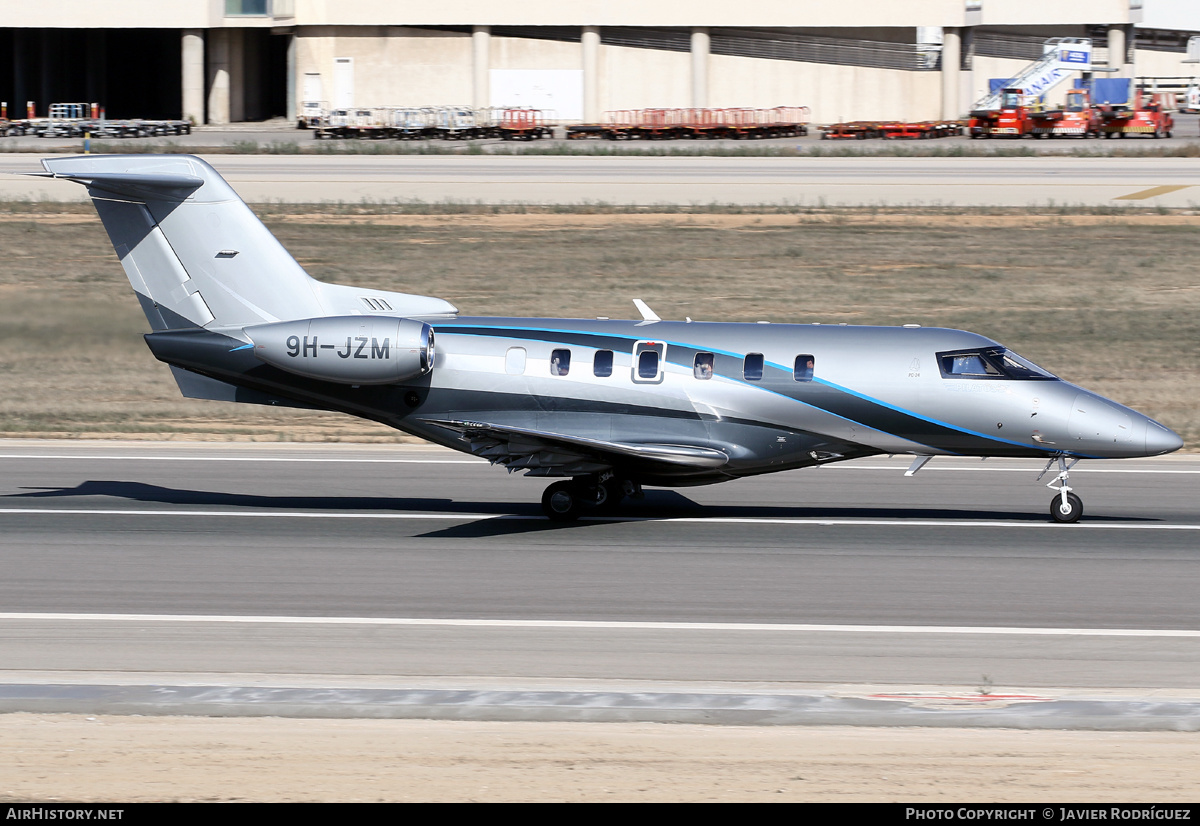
[591,480,625,514]
[1050,492,1083,524]
[542,481,583,522]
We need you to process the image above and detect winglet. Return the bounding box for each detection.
[632,298,661,322]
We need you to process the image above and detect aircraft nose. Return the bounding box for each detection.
[1145,421,1184,456]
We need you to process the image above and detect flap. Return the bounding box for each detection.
[422,418,729,474]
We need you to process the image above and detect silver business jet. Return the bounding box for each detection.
[34,155,1183,522]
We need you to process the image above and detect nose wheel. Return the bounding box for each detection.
[1040,457,1083,523]
[1050,491,1083,523]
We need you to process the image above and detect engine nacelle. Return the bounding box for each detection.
[243,316,434,385]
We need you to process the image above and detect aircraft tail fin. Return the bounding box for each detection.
[39,155,328,332]
[37,155,457,333]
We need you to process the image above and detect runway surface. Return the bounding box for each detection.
[2,440,1198,726]
[4,154,1200,207]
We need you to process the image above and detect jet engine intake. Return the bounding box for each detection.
[243,316,434,384]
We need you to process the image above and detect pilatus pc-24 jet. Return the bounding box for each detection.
[35,155,1183,522]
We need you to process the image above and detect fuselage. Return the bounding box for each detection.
[392,317,1181,483]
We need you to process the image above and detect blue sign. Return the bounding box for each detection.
[1060,50,1090,64]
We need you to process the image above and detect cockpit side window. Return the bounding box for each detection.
[936,348,1056,380]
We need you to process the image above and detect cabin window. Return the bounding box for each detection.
[593,350,613,378]
[632,340,665,383]
[794,354,814,381]
[743,353,764,381]
[693,352,715,380]
[550,348,571,376]
[505,347,526,375]
[638,350,659,378]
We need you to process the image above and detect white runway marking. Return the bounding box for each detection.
[3,507,1200,530]
[0,453,483,464]
[834,465,1200,475]
[2,452,1197,473]
[2,612,1197,637]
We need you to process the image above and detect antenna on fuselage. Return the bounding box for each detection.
[632,299,661,323]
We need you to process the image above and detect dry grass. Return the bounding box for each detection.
[1,210,1196,446]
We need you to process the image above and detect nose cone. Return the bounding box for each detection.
[1145,420,1184,456]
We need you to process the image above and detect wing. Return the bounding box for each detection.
[421,418,730,478]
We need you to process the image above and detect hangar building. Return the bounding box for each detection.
[2,1,1198,125]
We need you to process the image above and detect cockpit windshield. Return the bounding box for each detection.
[937,347,1057,380]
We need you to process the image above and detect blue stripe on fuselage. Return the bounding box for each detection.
[436,323,1073,456]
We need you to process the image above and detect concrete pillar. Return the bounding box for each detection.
[582,25,600,122]
[941,27,962,119]
[1108,24,1127,78]
[691,27,710,108]
[961,26,975,111]
[182,30,205,126]
[207,28,231,125]
[285,33,297,123]
[230,28,245,123]
[472,25,490,110]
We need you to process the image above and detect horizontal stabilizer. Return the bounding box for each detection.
[30,169,204,200]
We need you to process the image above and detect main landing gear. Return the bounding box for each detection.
[1039,456,1083,523]
[541,474,642,522]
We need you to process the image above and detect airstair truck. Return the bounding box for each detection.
[968,38,1092,138]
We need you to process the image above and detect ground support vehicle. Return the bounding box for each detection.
[430,107,486,140]
[1030,89,1099,138]
[629,108,678,140]
[564,124,613,140]
[496,108,551,141]
[565,107,808,141]
[820,121,883,140]
[969,89,1036,138]
[296,101,327,129]
[6,118,191,138]
[878,120,962,139]
[1098,94,1174,138]
[1,102,190,138]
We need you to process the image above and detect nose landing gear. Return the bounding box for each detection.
[1039,456,1083,523]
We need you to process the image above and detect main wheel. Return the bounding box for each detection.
[1050,492,1083,523]
[590,479,626,514]
[542,481,584,522]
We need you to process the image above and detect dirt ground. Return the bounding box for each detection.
[1,714,1197,803]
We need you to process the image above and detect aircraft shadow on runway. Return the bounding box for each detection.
[8,480,1156,539]
[9,480,534,516]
